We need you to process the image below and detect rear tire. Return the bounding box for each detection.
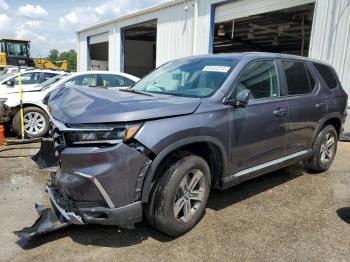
[303,125,338,173]
[146,153,211,236]
[12,107,49,138]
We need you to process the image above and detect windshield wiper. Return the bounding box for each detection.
[119,89,153,97]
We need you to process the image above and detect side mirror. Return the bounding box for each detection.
[223,89,251,107]
[236,89,251,107]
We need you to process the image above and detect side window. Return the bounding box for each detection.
[100,74,135,88]
[14,72,41,85]
[235,60,279,99]
[313,63,338,89]
[63,75,98,87]
[44,73,57,81]
[282,61,315,95]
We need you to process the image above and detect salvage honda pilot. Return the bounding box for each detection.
[16,53,348,238]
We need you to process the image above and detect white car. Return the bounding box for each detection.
[0,69,65,94]
[0,71,139,138]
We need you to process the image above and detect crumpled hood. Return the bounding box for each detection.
[47,87,202,124]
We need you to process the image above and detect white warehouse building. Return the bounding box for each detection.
[76,0,350,95]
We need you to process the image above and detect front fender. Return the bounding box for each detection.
[140,135,228,203]
[135,110,230,203]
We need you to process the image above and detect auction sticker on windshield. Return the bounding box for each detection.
[202,66,231,73]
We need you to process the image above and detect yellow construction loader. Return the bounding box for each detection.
[0,39,34,69]
[33,58,68,71]
[0,38,68,71]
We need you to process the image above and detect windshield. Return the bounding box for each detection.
[40,74,69,91]
[131,57,238,98]
[0,72,15,83]
[5,42,29,57]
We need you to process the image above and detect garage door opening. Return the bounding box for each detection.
[213,3,315,56]
[89,33,109,71]
[123,20,157,78]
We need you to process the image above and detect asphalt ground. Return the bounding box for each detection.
[0,142,349,261]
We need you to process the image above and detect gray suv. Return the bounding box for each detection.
[17,53,348,238]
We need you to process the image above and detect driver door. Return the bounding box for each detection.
[13,72,41,91]
[229,60,288,173]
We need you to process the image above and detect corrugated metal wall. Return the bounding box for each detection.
[77,23,116,71]
[77,0,194,72]
[309,0,350,94]
[77,0,350,96]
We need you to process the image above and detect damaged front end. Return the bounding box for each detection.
[15,118,152,239]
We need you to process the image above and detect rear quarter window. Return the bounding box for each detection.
[313,63,338,89]
[282,61,315,96]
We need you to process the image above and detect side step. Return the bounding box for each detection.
[340,133,350,142]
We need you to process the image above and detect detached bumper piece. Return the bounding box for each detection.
[13,203,70,240]
[32,138,60,169]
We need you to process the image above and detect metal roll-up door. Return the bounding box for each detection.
[89,32,109,45]
[215,0,315,23]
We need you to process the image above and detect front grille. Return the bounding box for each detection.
[50,184,73,212]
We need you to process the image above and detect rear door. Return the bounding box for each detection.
[14,72,41,90]
[230,60,288,172]
[279,60,326,155]
[62,74,99,88]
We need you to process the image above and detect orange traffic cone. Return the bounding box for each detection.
[0,125,4,145]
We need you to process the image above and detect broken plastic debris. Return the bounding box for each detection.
[14,203,70,240]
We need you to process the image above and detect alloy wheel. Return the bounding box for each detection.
[173,169,206,223]
[24,112,46,136]
[320,132,335,164]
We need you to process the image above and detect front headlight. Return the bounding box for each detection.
[66,124,142,145]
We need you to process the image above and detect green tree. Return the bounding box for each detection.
[47,49,77,72]
[58,49,77,72]
[48,49,59,61]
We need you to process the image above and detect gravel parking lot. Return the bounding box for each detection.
[0,142,350,262]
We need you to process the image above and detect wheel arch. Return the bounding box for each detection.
[141,136,228,203]
[317,115,343,138]
[11,103,48,117]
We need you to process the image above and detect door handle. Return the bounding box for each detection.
[315,102,327,109]
[273,108,288,118]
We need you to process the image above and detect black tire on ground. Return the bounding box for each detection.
[146,152,211,236]
[12,107,50,138]
[303,125,338,173]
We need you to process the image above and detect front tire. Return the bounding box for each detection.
[303,125,338,173]
[13,107,50,138]
[146,153,211,236]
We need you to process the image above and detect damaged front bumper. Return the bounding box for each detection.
[47,177,144,227]
[16,136,152,239]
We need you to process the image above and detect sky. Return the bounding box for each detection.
[0,0,168,57]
